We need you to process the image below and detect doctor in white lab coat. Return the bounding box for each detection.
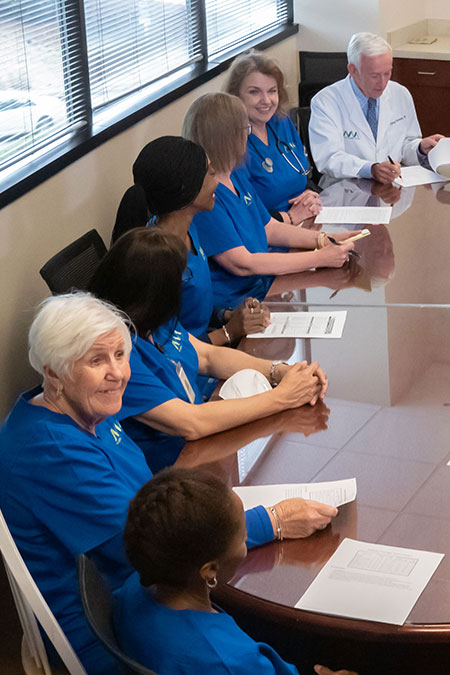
[309,32,443,186]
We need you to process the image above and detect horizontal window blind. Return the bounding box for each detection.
[84,0,203,110]
[205,0,288,58]
[0,0,88,170]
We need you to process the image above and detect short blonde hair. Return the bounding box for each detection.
[225,50,289,115]
[182,92,248,173]
[28,292,133,378]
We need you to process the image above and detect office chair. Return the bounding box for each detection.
[77,555,157,675]
[289,106,321,188]
[0,509,86,675]
[298,51,348,107]
[39,229,107,294]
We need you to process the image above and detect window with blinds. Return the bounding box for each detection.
[205,0,289,58]
[0,0,292,176]
[0,0,88,171]
[84,0,203,111]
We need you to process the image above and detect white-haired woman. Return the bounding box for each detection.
[0,292,335,674]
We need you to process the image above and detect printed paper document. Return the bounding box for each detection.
[315,206,392,224]
[247,311,347,339]
[295,538,444,625]
[233,478,357,510]
[393,165,448,187]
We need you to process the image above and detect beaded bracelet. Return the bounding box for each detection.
[269,506,283,541]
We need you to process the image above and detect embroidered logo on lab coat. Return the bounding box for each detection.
[171,329,183,353]
[243,192,253,206]
[110,421,123,444]
[343,130,360,139]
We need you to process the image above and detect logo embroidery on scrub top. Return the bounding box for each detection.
[243,193,253,206]
[171,329,183,353]
[343,130,360,139]
[110,421,123,445]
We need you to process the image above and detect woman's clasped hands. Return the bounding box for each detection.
[288,189,322,223]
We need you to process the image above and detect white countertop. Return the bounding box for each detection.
[393,36,450,61]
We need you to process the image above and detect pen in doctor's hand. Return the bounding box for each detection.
[326,235,360,258]
[388,155,402,181]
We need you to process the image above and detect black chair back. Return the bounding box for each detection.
[77,554,157,675]
[39,229,107,294]
[298,51,348,107]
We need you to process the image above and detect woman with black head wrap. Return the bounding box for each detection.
[111,136,270,347]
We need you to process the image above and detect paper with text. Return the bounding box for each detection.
[233,478,357,510]
[393,165,448,187]
[295,538,444,625]
[315,206,392,224]
[247,311,347,339]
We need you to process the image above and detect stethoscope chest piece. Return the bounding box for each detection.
[262,157,274,173]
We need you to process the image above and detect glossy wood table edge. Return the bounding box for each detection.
[214,584,450,644]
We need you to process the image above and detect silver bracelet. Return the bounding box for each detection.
[269,360,285,387]
[222,325,232,345]
[269,506,283,541]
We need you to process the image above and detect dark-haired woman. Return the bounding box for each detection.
[89,228,337,537]
[115,468,357,675]
[112,135,270,346]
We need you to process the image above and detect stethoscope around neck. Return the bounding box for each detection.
[248,122,311,176]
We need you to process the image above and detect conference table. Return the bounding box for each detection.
[175,179,450,675]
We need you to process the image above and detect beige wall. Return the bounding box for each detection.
[0,36,299,421]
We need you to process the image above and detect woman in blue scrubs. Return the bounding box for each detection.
[183,92,356,310]
[226,51,322,225]
[89,228,337,482]
[0,293,151,675]
[115,467,357,675]
[112,136,270,345]
[0,293,319,673]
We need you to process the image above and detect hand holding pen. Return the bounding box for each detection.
[370,157,402,184]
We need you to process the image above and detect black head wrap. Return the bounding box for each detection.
[132,136,208,216]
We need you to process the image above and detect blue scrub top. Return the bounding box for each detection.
[246,115,309,213]
[0,388,152,675]
[115,573,298,674]
[193,167,273,309]
[180,222,214,339]
[119,320,203,472]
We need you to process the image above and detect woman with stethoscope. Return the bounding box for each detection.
[226,50,321,225]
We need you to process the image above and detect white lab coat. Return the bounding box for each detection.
[309,75,422,181]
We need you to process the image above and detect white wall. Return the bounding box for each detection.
[294,0,380,51]
[426,0,450,19]
[378,0,425,34]
[295,0,450,53]
[0,37,298,420]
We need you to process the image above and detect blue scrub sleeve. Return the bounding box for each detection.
[245,505,274,548]
[119,349,178,419]
[31,433,143,555]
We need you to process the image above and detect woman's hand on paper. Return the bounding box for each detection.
[269,498,338,539]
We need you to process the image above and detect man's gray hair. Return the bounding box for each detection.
[347,32,392,71]
[29,292,133,378]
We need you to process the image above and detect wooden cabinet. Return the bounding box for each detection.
[393,57,450,136]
